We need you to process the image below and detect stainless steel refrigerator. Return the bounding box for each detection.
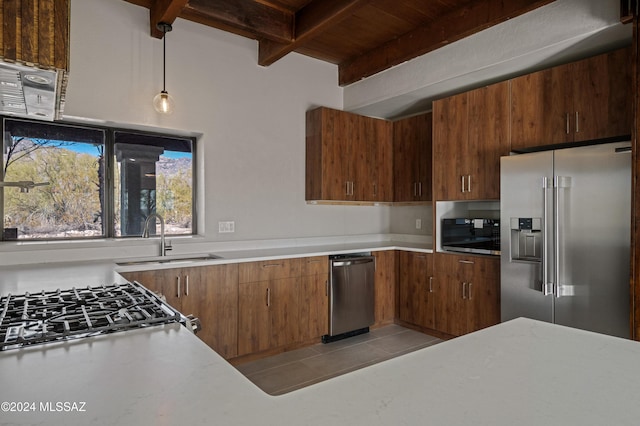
[500,141,631,338]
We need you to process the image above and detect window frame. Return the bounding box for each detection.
[1,116,197,241]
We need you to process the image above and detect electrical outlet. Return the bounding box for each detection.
[416,219,422,229]
[218,221,235,233]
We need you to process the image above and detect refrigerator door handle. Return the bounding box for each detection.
[542,176,552,296]
[555,176,572,298]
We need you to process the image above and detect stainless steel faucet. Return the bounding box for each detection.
[142,213,172,256]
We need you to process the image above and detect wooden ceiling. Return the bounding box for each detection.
[125,0,556,86]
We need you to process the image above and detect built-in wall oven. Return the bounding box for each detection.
[441,218,500,256]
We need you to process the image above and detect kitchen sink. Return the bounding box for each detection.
[116,253,223,266]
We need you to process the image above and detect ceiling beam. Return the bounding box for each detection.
[183,0,293,43]
[150,0,189,38]
[258,0,372,67]
[338,0,556,86]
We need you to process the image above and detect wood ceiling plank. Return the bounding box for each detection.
[185,0,293,43]
[338,0,556,86]
[258,0,372,66]
[150,0,189,38]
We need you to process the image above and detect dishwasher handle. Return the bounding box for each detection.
[331,257,375,267]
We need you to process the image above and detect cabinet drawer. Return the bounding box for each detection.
[301,256,328,276]
[239,258,301,283]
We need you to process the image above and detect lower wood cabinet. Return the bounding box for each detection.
[434,253,500,336]
[120,264,239,359]
[398,251,435,330]
[238,258,301,356]
[373,250,396,326]
[299,256,329,341]
[237,257,329,356]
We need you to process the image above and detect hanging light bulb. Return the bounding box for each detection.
[153,22,174,114]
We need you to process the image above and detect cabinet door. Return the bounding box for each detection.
[398,251,434,329]
[299,257,329,341]
[572,47,632,143]
[359,115,393,202]
[120,268,182,310]
[466,257,500,333]
[269,277,300,348]
[393,113,432,202]
[305,107,354,201]
[435,254,500,336]
[467,82,510,200]
[433,92,468,200]
[238,281,270,356]
[181,265,239,359]
[373,250,396,326]
[510,66,572,151]
[435,261,467,336]
[416,113,433,202]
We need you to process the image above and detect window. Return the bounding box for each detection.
[1,118,195,241]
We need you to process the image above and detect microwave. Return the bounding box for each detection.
[441,218,500,256]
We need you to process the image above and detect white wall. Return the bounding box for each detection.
[64,0,392,242]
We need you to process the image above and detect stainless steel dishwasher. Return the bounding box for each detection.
[322,253,375,343]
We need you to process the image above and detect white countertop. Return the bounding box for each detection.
[0,240,433,287]
[1,318,639,425]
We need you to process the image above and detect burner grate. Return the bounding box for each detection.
[0,282,182,350]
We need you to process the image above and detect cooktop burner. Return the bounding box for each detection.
[0,282,183,351]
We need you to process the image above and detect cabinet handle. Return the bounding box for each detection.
[176,276,181,299]
[351,181,355,196]
[566,113,570,134]
[575,111,579,133]
[266,288,271,307]
[325,280,328,297]
[429,276,433,293]
[262,263,283,268]
[373,182,377,197]
[468,282,473,300]
[458,259,475,264]
[461,175,465,193]
[467,175,471,192]
[185,275,189,296]
[345,181,350,196]
[418,182,422,197]
[414,182,418,197]
[462,282,467,299]
[307,259,322,264]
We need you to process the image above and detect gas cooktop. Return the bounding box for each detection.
[0,281,186,351]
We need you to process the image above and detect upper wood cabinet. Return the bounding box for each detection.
[306,107,393,202]
[433,81,510,201]
[0,0,70,70]
[393,112,432,202]
[511,46,632,151]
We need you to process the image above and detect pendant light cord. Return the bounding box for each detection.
[157,22,172,93]
[162,30,166,92]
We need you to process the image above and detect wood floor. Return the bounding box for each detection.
[234,324,442,395]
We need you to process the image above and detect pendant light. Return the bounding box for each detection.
[153,22,175,114]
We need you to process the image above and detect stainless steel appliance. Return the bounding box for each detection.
[500,142,631,338]
[0,281,199,350]
[323,254,375,343]
[441,218,500,255]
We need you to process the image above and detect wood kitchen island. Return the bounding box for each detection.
[1,315,639,425]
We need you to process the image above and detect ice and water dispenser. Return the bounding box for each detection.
[509,218,542,262]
